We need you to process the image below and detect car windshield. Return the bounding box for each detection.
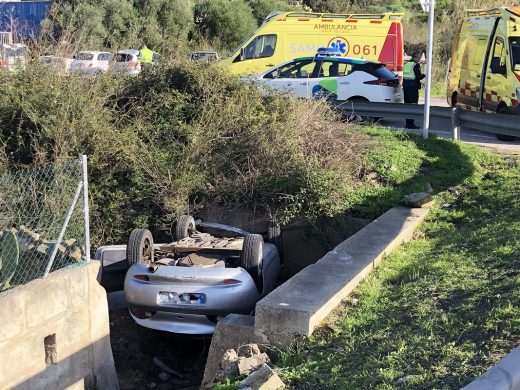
[76,53,94,61]
[352,63,396,80]
[115,53,134,62]
[511,38,520,71]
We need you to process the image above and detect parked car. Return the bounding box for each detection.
[191,51,219,62]
[95,216,281,334]
[248,55,402,103]
[40,55,73,74]
[113,49,141,75]
[70,51,113,75]
[0,43,27,72]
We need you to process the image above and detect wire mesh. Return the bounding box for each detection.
[0,158,86,292]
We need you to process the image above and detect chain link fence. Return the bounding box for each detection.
[0,156,90,292]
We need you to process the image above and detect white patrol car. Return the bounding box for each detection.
[248,50,402,103]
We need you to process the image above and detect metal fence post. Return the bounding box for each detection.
[451,107,461,140]
[43,180,84,277]
[81,155,91,262]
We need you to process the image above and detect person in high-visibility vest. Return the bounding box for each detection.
[403,52,425,129]
[139,44,154,65]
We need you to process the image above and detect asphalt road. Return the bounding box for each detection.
[377,97,520,153]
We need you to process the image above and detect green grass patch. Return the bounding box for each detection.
[276,131,520,389]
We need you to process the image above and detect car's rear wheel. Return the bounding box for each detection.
[344,97,370,123]
[496,105,517,142]
[175,215,196,241]
[240,234,263,292]
[267,220,283,260]
[127,229,154,266]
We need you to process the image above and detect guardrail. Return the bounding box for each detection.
[330,101,520,140]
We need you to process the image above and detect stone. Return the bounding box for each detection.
[403,192,434,208]
[239,364,285,390]
[36,244,50,255]
[396,374,419,384]
[237,353,270,376]
[68,247,83,261]
[238,344,261,358]
[222,348,239,364]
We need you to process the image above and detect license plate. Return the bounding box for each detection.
[158,291,206,305]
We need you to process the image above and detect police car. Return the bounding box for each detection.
[249,48,402,103]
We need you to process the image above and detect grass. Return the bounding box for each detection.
[274,128,520,389]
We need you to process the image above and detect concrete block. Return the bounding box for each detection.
[462,345,520,390]
[58,306,91,350]
[255,207,429,343]
[0,289,25,340]
[67,264,89,307]
[201,314,260,388]
[0,332,46,388]
[25,273,68,328]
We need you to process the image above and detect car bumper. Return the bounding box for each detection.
[129,310,218,334]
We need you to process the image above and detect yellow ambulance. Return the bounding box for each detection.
[447,7,520,121]
[220,10,404,76]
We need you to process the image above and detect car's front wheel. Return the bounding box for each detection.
[240,234,263,292]
[127,228,154,265]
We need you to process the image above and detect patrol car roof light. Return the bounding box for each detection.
[316,47,342,57]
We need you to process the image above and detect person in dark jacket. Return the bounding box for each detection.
[403,52,426,129]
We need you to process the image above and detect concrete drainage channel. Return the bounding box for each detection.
[201,206,431,388]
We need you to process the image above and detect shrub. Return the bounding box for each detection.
[0,61,371,245]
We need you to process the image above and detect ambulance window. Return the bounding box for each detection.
[509,38,520,71]
[472,39,487,66]
[490,37,507,75]
[243,34,277,60]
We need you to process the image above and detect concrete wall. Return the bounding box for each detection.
[0,261,119,390]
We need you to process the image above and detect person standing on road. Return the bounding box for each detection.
[403,52,425,129]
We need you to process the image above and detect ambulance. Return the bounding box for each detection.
[447,7,520,136]
[220,10,404,77]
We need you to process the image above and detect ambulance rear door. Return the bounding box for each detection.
[457,35,488,110]
[482,33,508,112]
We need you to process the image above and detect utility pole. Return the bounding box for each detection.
[420,0,435,140]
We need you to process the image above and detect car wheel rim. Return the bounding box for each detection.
[142,237,153,262]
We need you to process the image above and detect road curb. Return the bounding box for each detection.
[462,345,520,390]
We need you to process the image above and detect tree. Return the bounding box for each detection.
[194,0,258,51]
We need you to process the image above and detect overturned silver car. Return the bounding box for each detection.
[97,216,281,334]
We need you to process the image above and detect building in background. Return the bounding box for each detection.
[0,1,49,40]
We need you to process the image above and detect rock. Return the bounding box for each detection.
[396,374,419,384]
[158,372,170,382]
[238,364,285,390]
[222,348,239,364]
[425,182,433,194]
[36,244,50,255]
[403,192,434,208]
[238,344,261,358]
[214,349,239,382]
[238,353,270,376]
[63,238,77,248]
[68,247,83,261]
[448,187,460,197]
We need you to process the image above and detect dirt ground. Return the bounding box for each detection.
[109,309,210,390]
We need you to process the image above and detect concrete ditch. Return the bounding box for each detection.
[201,206,430,388]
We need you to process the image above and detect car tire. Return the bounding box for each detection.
[496,106,517,142]
[175,215,196,241]
[344,97,369,123]
[267,220,283,259]
[127,229,154,266]
[240,234,263,292]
